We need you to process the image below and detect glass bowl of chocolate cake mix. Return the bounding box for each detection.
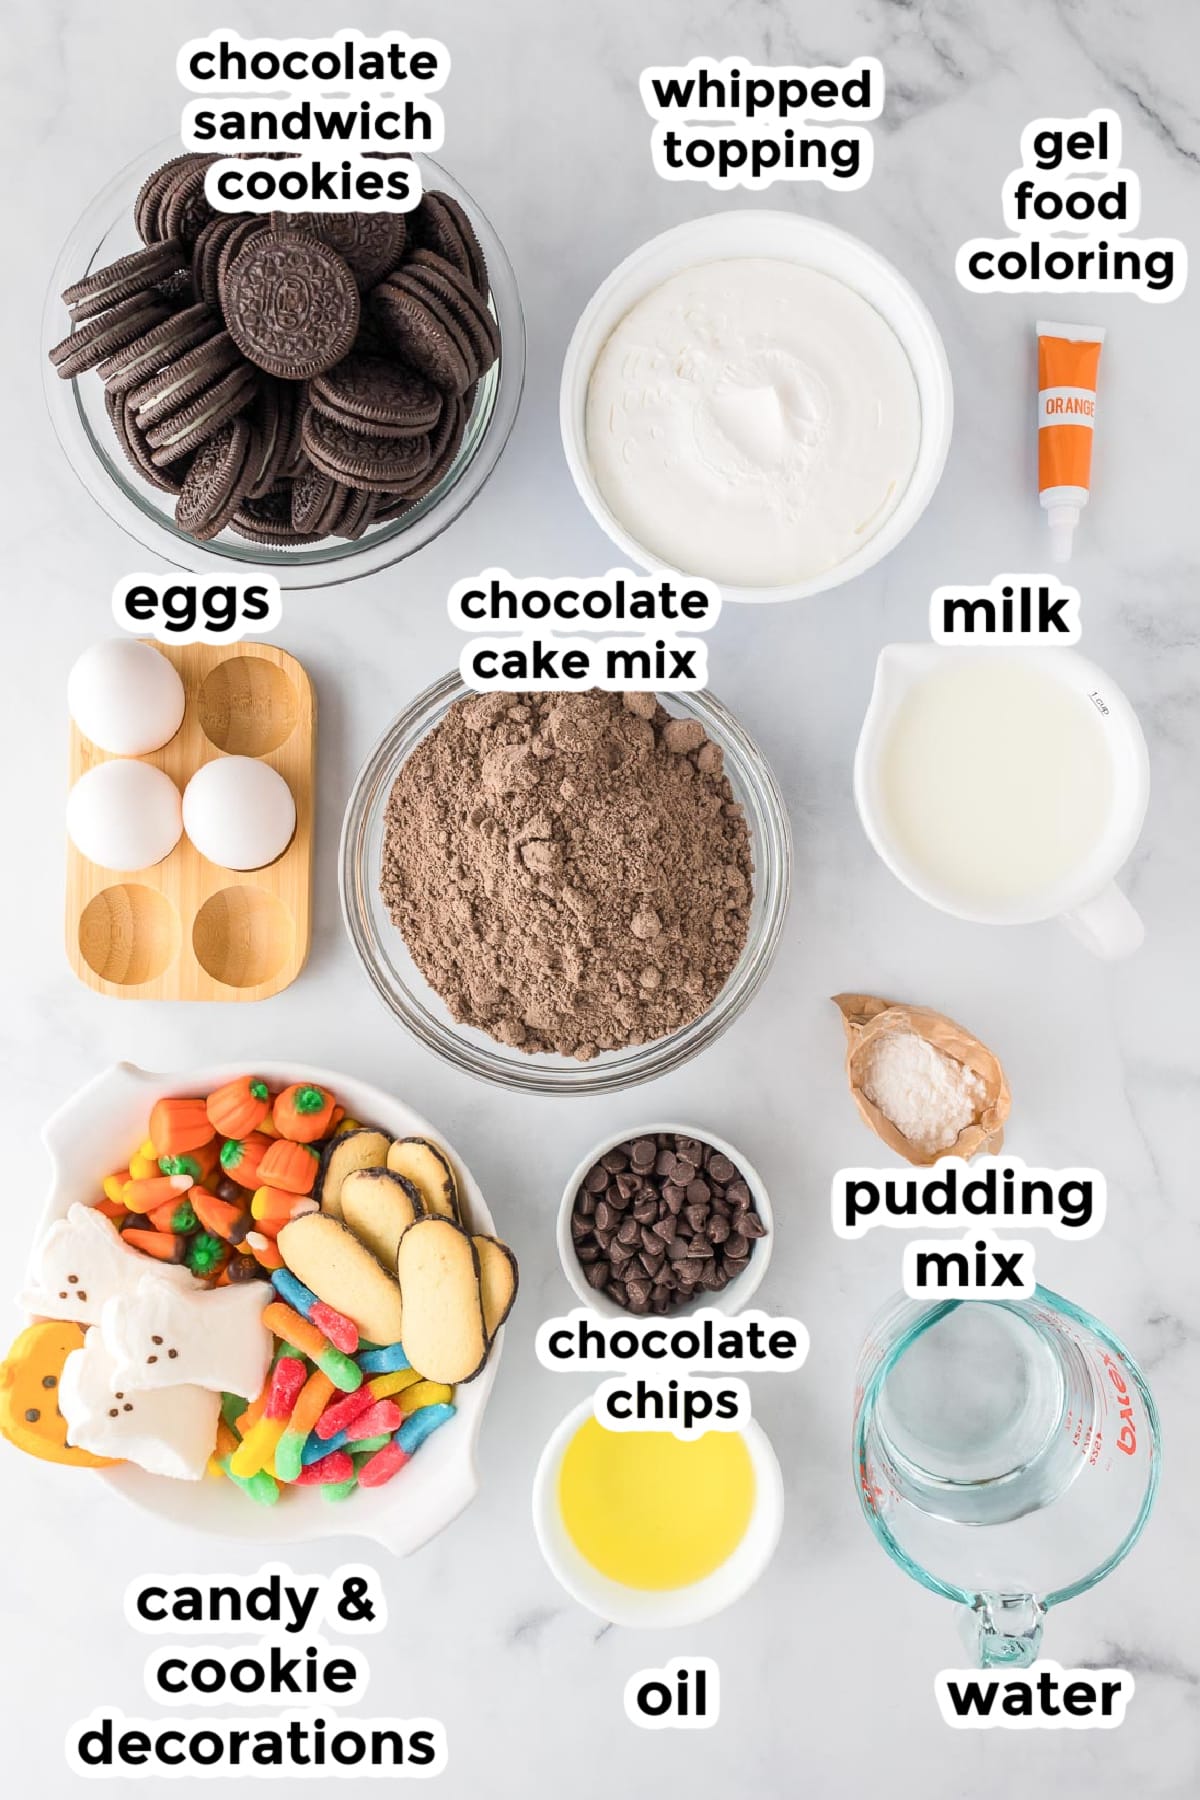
[340,675,792,1095]
[43,137,524,589]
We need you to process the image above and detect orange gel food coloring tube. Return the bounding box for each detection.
[1037,321,1105,562]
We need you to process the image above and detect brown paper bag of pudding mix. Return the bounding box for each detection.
[832,993,1011,1168]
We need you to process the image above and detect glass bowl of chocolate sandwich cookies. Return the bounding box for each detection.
[340,677,792,1095]
[43,139,524,588]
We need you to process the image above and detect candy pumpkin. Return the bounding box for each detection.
[272,1083,338,1144]
[149,1097,214,1159]
[206,1076,271,1141]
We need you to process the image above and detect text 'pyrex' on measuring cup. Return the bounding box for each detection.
[853,644,1150,959]
[852,1287,1160,1667]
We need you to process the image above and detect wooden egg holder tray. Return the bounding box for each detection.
[67,642,315,1001]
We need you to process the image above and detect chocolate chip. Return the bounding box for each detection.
[586,1261,610,1289]
[685,1203,709,1233]
[709,1154,737,1183]
[741,1212,767,1239]
[617,1216,640,1246]
[632,1199,658,1224]
[594,1200,615,1233]
[601,1149,628,1173]
[708,1213,731,1244]
[725,1232,749,1260]
[631,1138,657,1172]
[653,1216,677,1246]
[584,1166,607,1194]
[726,1180,751,1206]
[654,1150,676,1177]
[662,1183,687,1214]
[686,1177,710,1205]
[615,1171,639,1201]
[625,1278,651,1308]
[576,1244,600,1264]
[576,1187,597,1217]
[570,1214,591,1240]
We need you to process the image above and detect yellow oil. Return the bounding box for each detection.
[557,1419,756,1590]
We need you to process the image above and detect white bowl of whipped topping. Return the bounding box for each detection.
[560,211,953,604]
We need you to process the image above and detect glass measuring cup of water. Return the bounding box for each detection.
[852,1287,1160,1666]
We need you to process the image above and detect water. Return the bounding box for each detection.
[876,1304,1077,1525]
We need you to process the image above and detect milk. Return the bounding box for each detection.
[878,657,1114,905]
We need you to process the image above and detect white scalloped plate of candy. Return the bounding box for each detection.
[21,1060,507,1552]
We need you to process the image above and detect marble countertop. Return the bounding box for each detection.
[2,1,1198,1794]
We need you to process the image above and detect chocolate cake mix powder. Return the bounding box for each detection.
[380,691,754,1059]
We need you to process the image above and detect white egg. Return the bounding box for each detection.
[183,757,297,871]
[67,762,183,870]
[68,641,186,756]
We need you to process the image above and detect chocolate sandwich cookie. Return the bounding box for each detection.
[215,216,269,300]
[223,230,361,379]
[409,192,488,294]
[290,465,342,536]
[107,390,185,495]
[279,382,309,478]
[330,486,378,540]
[96,303,221,394]
[372,491,416,523]
[421,389,469,487]
[242,379,295,500]
[273,211,407,290]
[158,155,218,250]
[49,293,172,381]
[174,416,254,539]
[192,215,256,310]
[127,331,244,427]
[405,250,500,368]
[300,407,431,492]
[369,272,473,394]
[62,240,187,324]
[134,154,195,245]
[376,392,467,514]
[309,355,442,434]
[232,483,324,546]
[147,363,258,465]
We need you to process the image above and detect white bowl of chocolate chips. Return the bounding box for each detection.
[558,1124,773,1318]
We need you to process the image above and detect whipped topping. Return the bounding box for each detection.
[585,258,921,588]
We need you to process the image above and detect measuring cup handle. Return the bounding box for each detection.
[1061,882,1144,960]
[970,1594,1046,1668]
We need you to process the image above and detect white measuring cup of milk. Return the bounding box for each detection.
[853,645,1149,958]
